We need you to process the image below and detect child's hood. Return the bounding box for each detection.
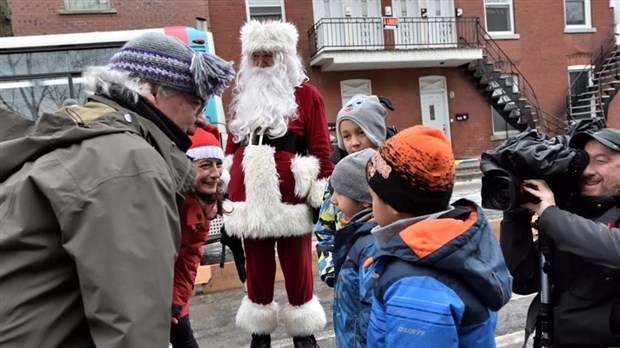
[373,199,512,311]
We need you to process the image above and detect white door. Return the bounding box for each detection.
[419,76,451,140]
[312,0,383,52]
[392,0,456,48]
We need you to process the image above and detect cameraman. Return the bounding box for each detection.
[500,127,620,347]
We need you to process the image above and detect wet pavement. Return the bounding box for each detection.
[188,176,531,348]
[187,272,533,348]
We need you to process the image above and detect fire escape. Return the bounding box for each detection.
[566,34,619,122]
[461,23,565,135]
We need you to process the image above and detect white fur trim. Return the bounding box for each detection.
[223,154,234,172]
[291,155,320,199]
[282,296,327,337]
[186,145,224,161]
[220,169,230,192]
[235,296,279,334]
[223,145,314,239]
[307,178,328,209]
[241,20,299,56]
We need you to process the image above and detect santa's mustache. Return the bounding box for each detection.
[229,65,298,142]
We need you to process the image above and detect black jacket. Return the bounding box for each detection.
[500,196,620,347]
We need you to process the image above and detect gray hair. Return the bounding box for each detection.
[81,66,177,103]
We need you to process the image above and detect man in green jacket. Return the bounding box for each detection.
[0,32,234,348]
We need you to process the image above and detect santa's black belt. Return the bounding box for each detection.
[246,132,307,155]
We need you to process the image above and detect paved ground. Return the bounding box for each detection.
[187,274,534,348]
[188,175,534,347]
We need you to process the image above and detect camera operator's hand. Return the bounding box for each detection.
[521,179,556,216]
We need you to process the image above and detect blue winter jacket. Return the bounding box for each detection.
[332,209,378,348]
[367,199,512,348]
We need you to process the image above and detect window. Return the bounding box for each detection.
[247,0,284,21]
[492,107,518,136]
[564,0,592,29]
[340,79,372,106]
[568,69,591,97]
[64,0,111,11]
[484,0,515,34]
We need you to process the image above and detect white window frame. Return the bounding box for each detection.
[567,65,595,117]
[340,79,372,107]
[483,0,516,36]
[246,0,285,21]
[564,0,595,33]
[64,0,111,11]
[491,106,519,138]
[491,73,519,138]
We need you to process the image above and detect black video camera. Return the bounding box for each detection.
[480,130,589,212]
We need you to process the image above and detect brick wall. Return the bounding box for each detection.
[7,0,209,35]
[457,0,615,124]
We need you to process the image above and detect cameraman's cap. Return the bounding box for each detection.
[570,128,620,152]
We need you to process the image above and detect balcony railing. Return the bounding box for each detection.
[308,17,482,56]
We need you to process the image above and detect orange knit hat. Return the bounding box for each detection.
[366,125,455,215]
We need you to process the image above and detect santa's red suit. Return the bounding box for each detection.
[224,80,333,337]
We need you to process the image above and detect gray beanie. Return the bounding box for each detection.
[108,32,235,101]
[336,94,387,151]
[330,148,376,204]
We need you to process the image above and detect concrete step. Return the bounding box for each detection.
[455,158,482,180]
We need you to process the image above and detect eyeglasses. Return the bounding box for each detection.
[195,100,207,117]
[252,52,274,64]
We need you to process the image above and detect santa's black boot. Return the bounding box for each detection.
[250,333,271,348]
[292,335,319,348]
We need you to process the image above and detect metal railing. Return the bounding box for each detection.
[566,32,619,121]
[467,22,565,135]
[308,17,482,56]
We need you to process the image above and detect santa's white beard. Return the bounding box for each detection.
[229,66,299,143]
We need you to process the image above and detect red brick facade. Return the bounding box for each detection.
[5,0,618,157]
[7,0,209,35]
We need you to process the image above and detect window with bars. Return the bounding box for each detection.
[564,0,591,28]
[484,0,515,34]
[247,0,284,21]
[64,0,111,11]
[340,79,372,107]
[492,107,519,136]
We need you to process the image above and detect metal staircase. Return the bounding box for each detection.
[462,22,566,135]
[566,34,619,122]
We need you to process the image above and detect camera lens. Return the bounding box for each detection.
[482,176,517,211]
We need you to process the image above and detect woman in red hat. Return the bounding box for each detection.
[171,125,226,348]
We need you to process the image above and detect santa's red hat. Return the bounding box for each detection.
[187,127,224,162]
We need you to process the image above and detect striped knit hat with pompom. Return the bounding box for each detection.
[108,32,234,101]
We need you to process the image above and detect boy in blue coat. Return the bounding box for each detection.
[330,148,379,348]
[365,126,513,347]
[315,95,387,287]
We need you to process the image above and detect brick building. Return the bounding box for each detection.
[3,0,619,157]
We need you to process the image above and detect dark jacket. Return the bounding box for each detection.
[332,209,378,348]
[367,200,512,347]
[0,95,195,348]
[500,195,620,347]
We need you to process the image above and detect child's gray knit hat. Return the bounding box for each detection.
[330,148,376,204]
[336,94,387,151]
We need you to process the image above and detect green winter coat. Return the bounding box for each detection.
[0,96,195,348]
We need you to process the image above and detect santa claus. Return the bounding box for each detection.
[223,20,334,348]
